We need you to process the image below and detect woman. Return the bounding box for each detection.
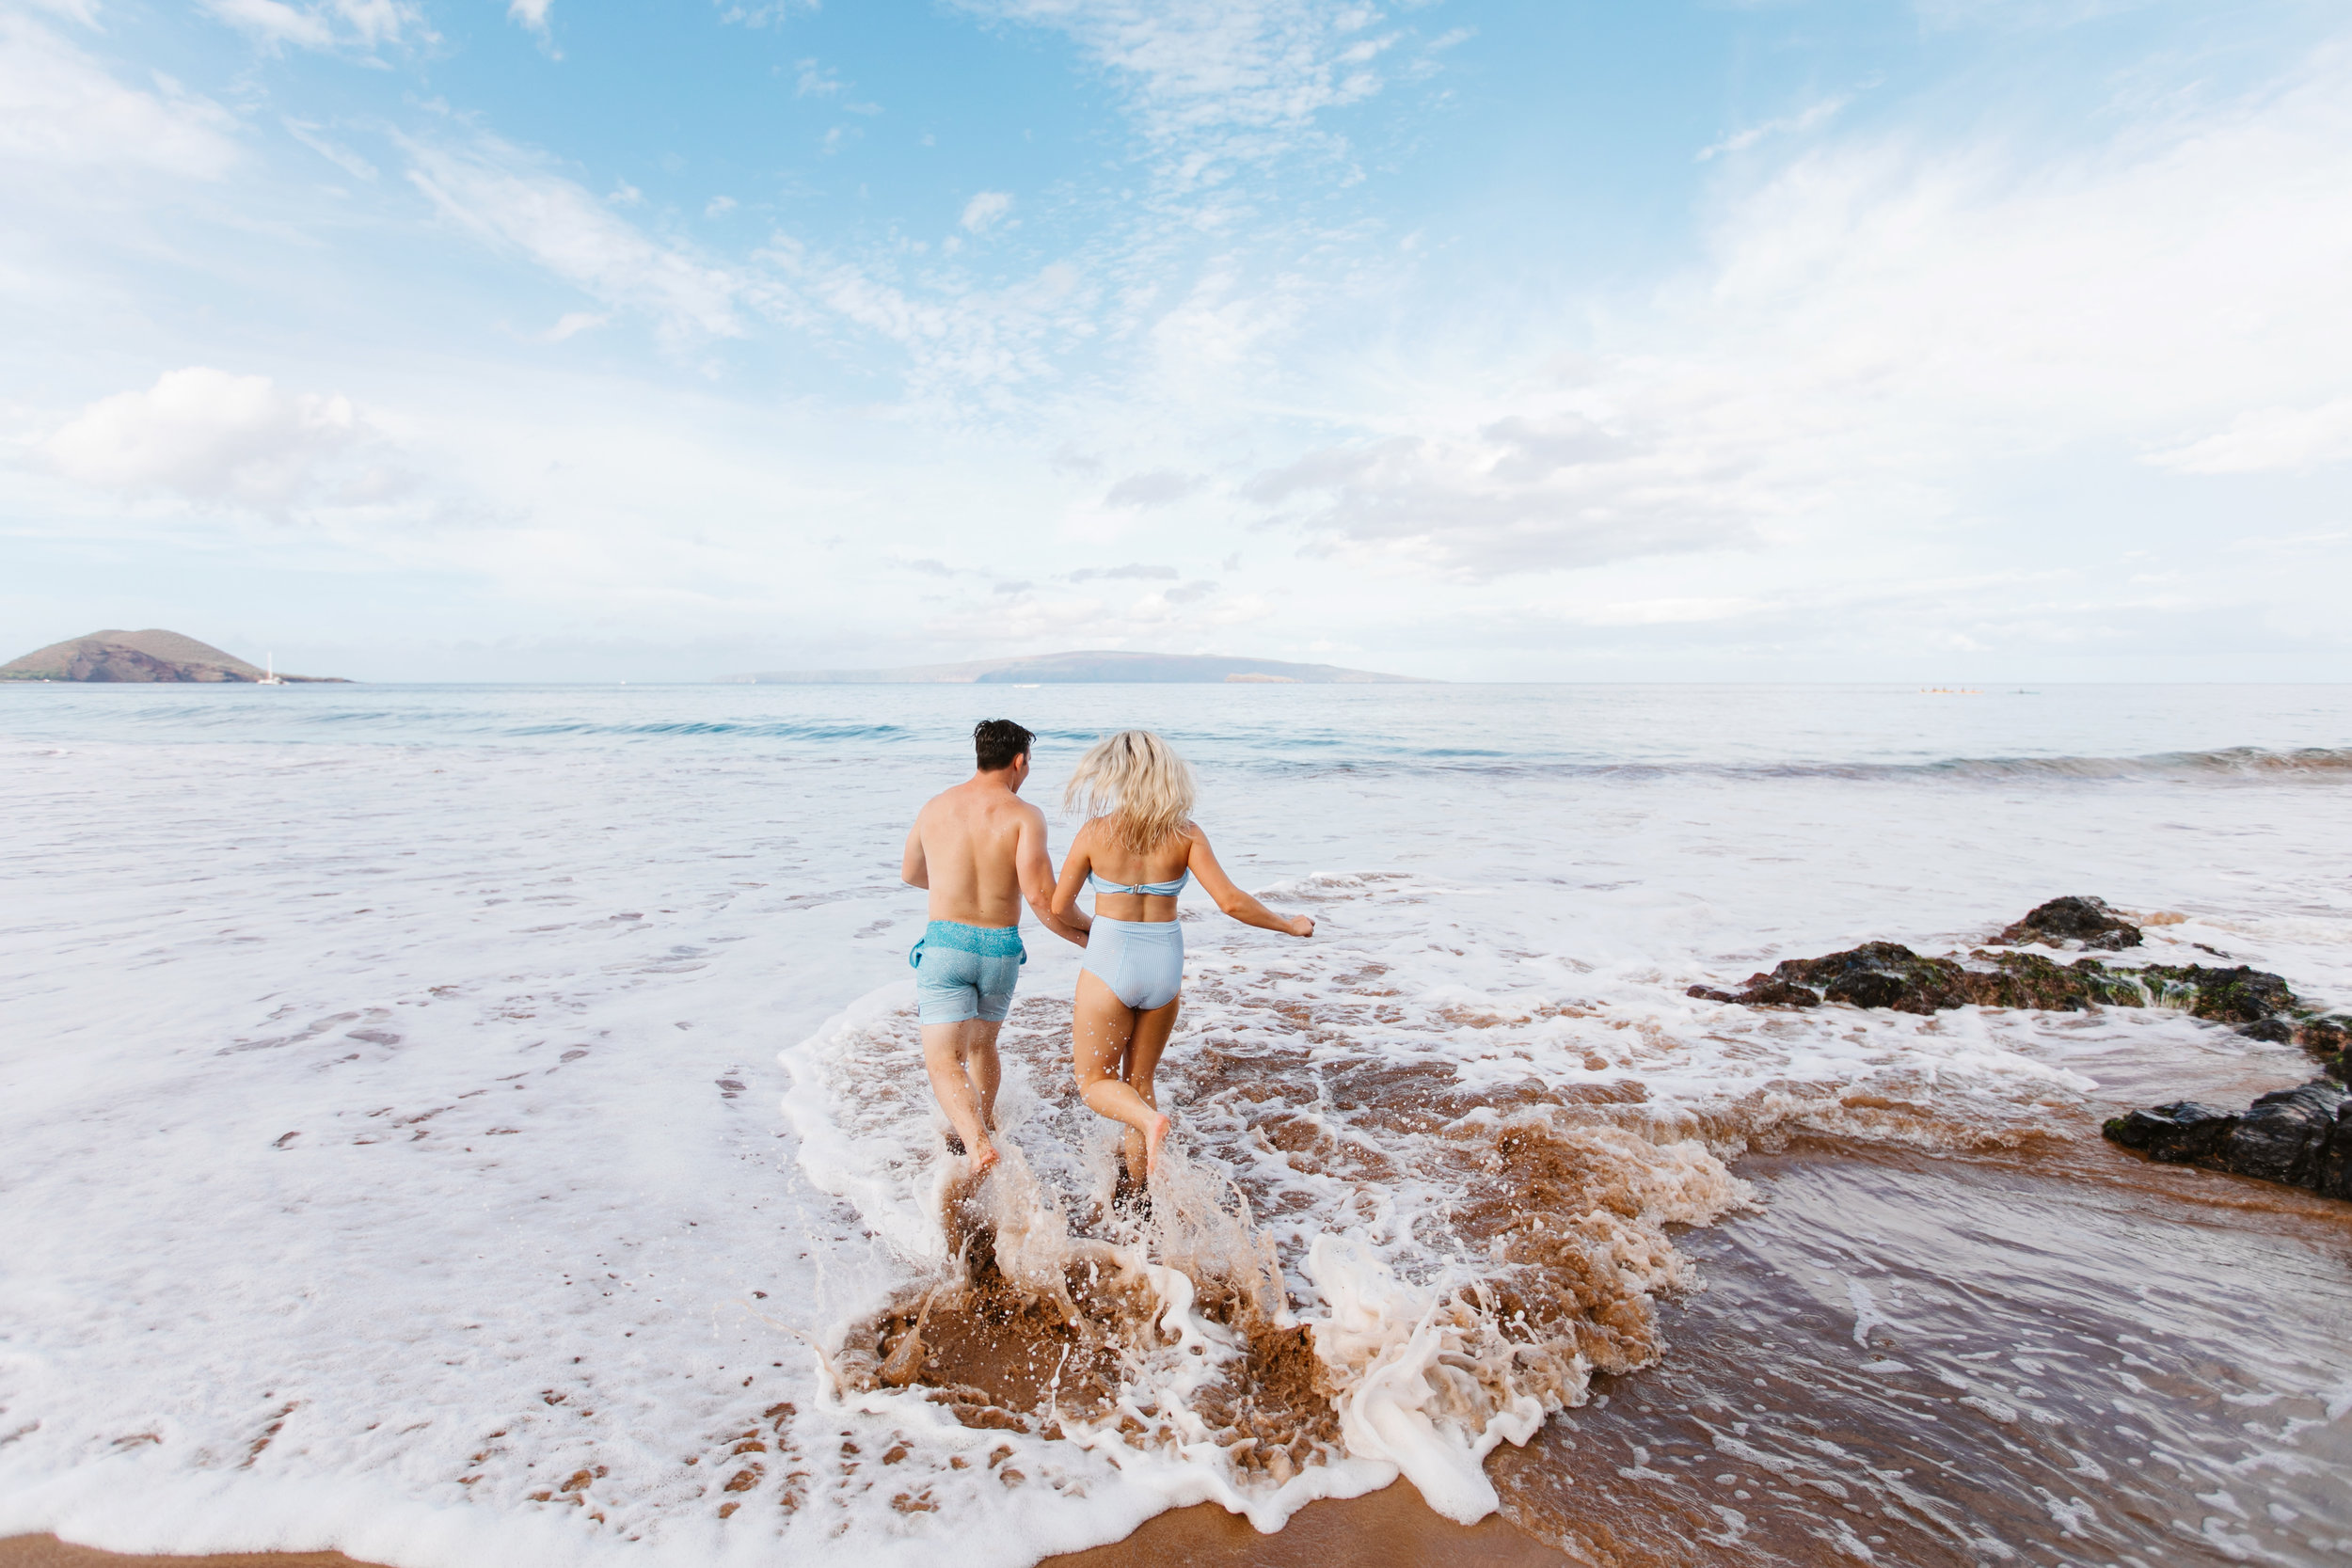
[1052,729,1314,1186]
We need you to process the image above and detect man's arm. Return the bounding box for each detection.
[901,817,929,889]
[1018,805,1089,945]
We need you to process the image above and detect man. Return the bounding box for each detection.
[901,719,1089,1178]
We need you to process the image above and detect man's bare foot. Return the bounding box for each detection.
[1142,1113,1170,1177]
[969,1136,999,1180]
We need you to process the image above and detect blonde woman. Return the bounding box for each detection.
[1052,730,1314,1183]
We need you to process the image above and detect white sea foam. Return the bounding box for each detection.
[3,683,2349,1565]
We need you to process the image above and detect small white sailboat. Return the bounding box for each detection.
[258,653,286,686]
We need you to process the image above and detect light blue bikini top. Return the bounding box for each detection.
[1088,869,1191,897]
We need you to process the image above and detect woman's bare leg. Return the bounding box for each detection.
[1115,997,1180,1179]
[1073,971,1173,1176]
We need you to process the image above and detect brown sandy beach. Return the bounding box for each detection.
[2,1481,1567,1568]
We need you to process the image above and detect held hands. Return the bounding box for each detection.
[1289,914,1315,938]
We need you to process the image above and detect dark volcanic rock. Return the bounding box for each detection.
[2318,1101,2352,1199]
[2297,1017,2352,1084]
[1996,895,2143,951]
[1697,940,2308,1038]
[2103,1101,2241,1164]
[2148,964,2297,1024]
[1687,979,1820,1007]
[1772,942,1979,1013]
[2299,1016,2352,1054]
[2225,1081,2346,1187]
[2105,1078,2352,1202]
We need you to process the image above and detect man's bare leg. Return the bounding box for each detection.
[967,1023,1002,1135]
[923,1019,1004,1178]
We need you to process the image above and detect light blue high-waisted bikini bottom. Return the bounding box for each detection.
[1082,916,1184,1011]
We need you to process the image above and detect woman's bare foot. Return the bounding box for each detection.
[969,1136,999,1180]
[1142,1112,1170,1177]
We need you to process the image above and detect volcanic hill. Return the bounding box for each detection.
[0,630,348,683]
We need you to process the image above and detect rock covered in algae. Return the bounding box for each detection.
[2105,1078,2352,1201]
[1993,895,2142,951]
[1686,899,2348,1059]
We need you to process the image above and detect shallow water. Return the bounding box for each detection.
[1498,1148,2352,1566]
[0,683,2345,1566]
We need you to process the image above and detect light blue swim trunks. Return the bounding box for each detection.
[911,920,1026,1024]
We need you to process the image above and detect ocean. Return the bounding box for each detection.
[2,681,2347,1566]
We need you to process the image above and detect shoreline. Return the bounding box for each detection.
[10,1133,2348,1567]
[0,1482,1567,1568]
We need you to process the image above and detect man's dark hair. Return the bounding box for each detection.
[974,718,1034,772]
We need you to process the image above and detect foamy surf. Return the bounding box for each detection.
[771,900,1766,1535]
[765,851,2352,1544]
[7,682,2351,1568]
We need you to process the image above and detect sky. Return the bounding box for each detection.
[2,0,2349,682]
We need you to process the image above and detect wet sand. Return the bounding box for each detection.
[0,1481,1565,1568]
[0,1546,368,1568]
[10,1130,2347,1568]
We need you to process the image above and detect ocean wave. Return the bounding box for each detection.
[501,720,914,740]
[1249,743,2352,784]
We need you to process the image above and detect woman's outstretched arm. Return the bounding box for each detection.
[1185,827,1313,938]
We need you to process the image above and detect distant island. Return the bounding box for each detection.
[0,629,349,683]
[719,650,1433,685]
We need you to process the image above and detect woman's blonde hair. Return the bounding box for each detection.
[1064,729,1197,851]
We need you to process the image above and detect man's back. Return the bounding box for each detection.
[912,778,1040,927]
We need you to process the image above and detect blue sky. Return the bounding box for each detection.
[3,0,2348,681]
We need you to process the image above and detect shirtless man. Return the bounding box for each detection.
[901,719,1089,1179]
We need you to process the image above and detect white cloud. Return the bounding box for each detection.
[508,0,552,39]
[406,138,769,345]
[0,13,240,178]
[283,118,376,180]
[1104,468,1202,508]
[44,367,387,514]
[1697,93,1851,161]
[715,0,818,26]
[957,0,1401,178]
[961,189,1012,232]
[540,310,608,342]
[201,0,423,53]
[1269,37,2352,583]
[705,194,737,216]
[203,0,333,50]
[920,578,1269,644]
[23,0,103,24]
[1069,562,1177,580]
[2150,397,2352,475]
[757,239,1094,395]
[1245,425,1756,580]
[795,57,841,96]
[1550,596,1766,626]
